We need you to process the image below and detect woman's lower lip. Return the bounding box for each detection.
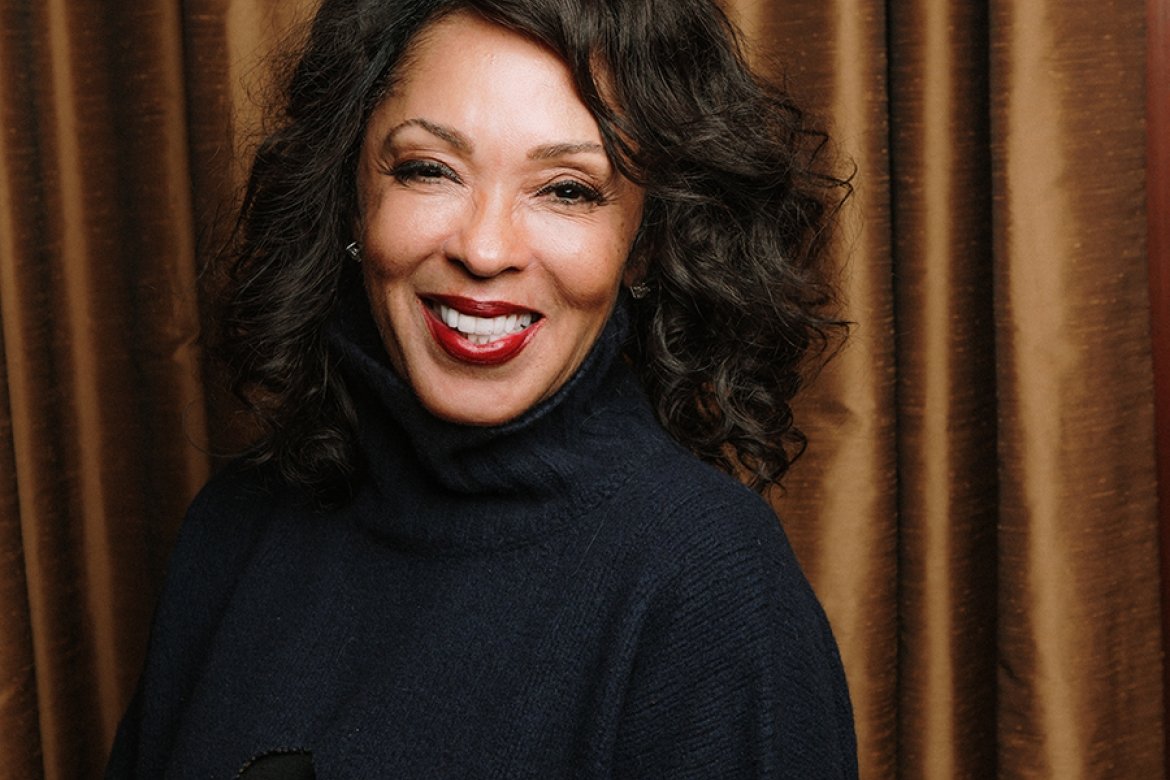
[421,302,541,366]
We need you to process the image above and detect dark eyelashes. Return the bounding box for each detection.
[537,180,606,205]
[391,159,457,183]
[389,159,606,206]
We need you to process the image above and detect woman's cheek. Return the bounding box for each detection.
[365,194,457,273]
[531,215,631,305]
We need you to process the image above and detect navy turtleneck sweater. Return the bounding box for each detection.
[108,301,857,778]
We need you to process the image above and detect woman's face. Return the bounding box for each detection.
[355,12,645,426]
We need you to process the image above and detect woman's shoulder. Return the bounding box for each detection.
[181,460,274,533]
[620,439,797,563]
[607,452,857,776]
[162,461,296,595]
[607,439,832,631]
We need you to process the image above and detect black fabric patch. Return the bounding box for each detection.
[237,750,316,780]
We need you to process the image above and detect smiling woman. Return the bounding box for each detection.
[107,0,856,777]
[355,14,646,425]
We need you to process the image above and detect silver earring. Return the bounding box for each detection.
[346,241,362,262]
[628,282,650,299]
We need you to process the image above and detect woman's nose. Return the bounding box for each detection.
[443,190,527,278]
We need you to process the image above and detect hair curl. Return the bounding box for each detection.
[210,0,849,498]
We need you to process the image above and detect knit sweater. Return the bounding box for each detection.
[108,300,857,778]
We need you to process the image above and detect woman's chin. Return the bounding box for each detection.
[415,388,530,427]
[402,360,539,426]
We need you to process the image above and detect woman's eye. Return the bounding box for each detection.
[392,160,456,184]
[541,180,604,205]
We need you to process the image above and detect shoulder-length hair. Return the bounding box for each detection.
[212,0,849,497]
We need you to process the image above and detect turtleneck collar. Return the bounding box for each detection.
[324,287,660,551]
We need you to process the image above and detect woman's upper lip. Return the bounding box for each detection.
[425,294,541,318]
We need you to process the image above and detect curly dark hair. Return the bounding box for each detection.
[211,0,849,497]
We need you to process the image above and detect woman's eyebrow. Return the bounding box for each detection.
[381,121,603,163]
[528,141,605,160]
[384,118,472,152]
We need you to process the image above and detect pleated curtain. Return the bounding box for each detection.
[0,0,1165,777]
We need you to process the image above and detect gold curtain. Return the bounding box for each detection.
[0,1,310,775]
[0,2,208,776]
[743,0,1164,777]
[0,0,1163,778]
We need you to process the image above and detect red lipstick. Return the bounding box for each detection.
[428,294,534,317]
[420,297,543,366]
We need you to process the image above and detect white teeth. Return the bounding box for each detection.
[436,303,535,343]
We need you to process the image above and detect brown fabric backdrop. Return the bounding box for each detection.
[0,0,1164,777]
[1153,0,1170,772]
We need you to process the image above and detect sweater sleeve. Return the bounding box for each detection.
[611,494,857,779]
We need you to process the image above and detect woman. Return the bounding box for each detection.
[110,0,856,776]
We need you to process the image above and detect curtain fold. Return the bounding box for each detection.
[736,4,901,775]
[753,0,1163,776]
[988,0,1162,774]
[1149,0,1170,769]
[0,0,1163,777]
[0,1,210,776]
[0,335,41,780]
[886,1,998,777]
[180,0,319,462]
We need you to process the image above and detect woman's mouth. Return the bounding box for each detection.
[421,295,543,365]
[433,302,534,345]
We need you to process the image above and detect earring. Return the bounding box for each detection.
[628,282,650,300]
[346,241,362,262]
